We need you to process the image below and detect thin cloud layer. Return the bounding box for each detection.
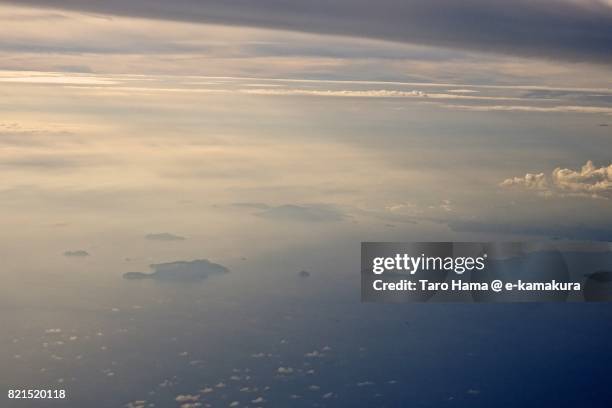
[4,0,612,63]
[63,250,89,257]
[145,233,186,241]
[235,203,346,222]
[501,161,612,199]
[449,220,612,241]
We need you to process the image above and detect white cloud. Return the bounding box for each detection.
[0,71,117,85]
[242,88,428,98]
[447,89,479,93]
[241,88,522,101]
[277,366,294,374]
[125,401,147,408]
[501,161,612,199]
[500,172,548,191]
[45,328,62,334]
[356,381,375,387]
[176,395,200,403]
[443,104,612,115]
[552,160,612,198]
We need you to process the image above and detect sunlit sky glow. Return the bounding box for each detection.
[0,1,611,275]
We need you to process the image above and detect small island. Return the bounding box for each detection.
[123,259,229,282]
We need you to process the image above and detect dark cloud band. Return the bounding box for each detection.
[4,0,612,63]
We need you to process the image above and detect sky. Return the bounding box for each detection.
[1,2,612,407]
[0,1,611,252]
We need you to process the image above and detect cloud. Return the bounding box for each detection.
[145,232,186,241]
[0,155,92,170]
[63,250,89,257]
[5,0,612,63]
[448,220,612,241]
[231,202,270,210]
[441,104,612,114]
[305,350,324,358]
[552,161,612,198]
[125,401,147,408]
[501,161,612,199]
[257,204,344,222]
[175,395,199,403]
[356,381,375,387]
[242,89,428,98]
[235,203,345,222]
[123,259,229,281]
[0,73,117,85]
[0,122,78,148]
[277,366,294,374]
[45,328,62,333]
[241,88,523,101]
[500,172,549,191]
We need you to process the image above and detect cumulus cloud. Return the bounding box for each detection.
[552,161,612,198]
[175,395,200,403]
[123,259,229,281]
[501,161,612,199]
[500,172,549,191]
[125,401,147,408]
[277,366,294,374]
[45,328,62,334]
